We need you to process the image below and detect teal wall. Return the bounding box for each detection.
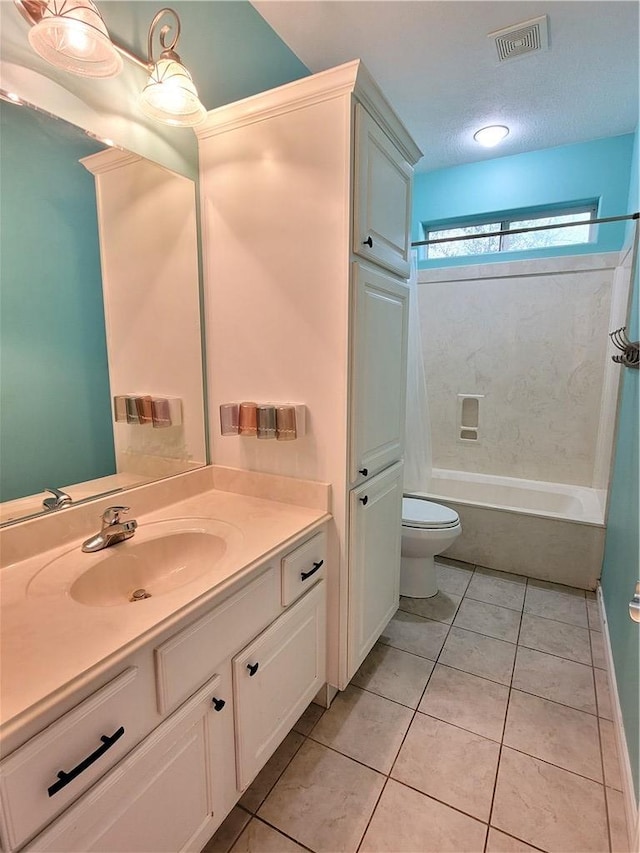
[601,124,639,803]
[0,100,115,501]
[413,134,636,268]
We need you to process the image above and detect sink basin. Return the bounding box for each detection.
[28,518,244,606]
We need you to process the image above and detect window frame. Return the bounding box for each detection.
[420,202,599,261]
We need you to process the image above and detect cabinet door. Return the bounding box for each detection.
[350,262,409,485]
[348,462,403,678]
[353,104,413,278]
[26,672,234,853]
[233,582,326,790]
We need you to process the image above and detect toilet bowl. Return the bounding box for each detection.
[401,497,462,598]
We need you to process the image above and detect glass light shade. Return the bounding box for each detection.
[473,125,510,147]
[139,57,206,127]
[27,0,122,78]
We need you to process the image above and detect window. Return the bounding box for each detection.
[422,204,597,260]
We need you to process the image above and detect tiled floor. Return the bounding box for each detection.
[203,560,630,853]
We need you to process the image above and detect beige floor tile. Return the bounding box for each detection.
[399,589,462,624]
[606,787,632,853]
[512,646,596,713]
[453,598,521,643]
[202,807,251,853]
[439,627,516,686]
[292,701,324,736]
[590,630,607,669]
[352,642,435,708]
[485,828,541,852]
[518,612,591,664]
[240,731,305,813]
[503,690,602,782]
[492,747,609,852]
[310,684,412,773]
[524,583,588,628]
[391,713,500,822]
[418,664,509,742]
[379,609,450,660]
[595,667,614,719]
[528,578,586,598]
[587,597,602,631]
[360,778,487,853]
[230,819,306,853]
[465,567,526,611]
[600,717,623,790]
[258,740,384,853]
[436,561,474,596]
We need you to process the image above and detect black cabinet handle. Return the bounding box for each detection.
[359,468,368,476]
[301,559,324,581]
[363,236,373,247]
[360,496,369,505]
[212,697,226,712]
[47,726,125,797]
[247,662,259,677]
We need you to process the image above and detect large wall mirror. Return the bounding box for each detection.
[0,95,207,526]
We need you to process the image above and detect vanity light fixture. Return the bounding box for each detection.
[473,125,510,147]
[15,1,206,126]
[138,8,206,127]
[23,0,123,78]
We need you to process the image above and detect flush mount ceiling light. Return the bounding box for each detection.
[22,0,122,77]
[15,1,206,126]
[473,125,510,147]
[138,8,206,127]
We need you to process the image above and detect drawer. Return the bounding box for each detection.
[154,564,280,715]
[281,531,327,607]
[0,667,154,852]
[25,672,232,853]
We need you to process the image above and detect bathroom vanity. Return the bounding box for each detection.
[0,472,329,852]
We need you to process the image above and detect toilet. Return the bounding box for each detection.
[401,497,462,598]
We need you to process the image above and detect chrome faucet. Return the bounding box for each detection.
[81,506,138,553]
[43,487,72,511]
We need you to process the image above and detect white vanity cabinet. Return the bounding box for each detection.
[350,263,409,487]
[353,105,414,278]
[1,524,327,853]
[196,60,421,691]
[348,463,404,675]
[233,582,325,789]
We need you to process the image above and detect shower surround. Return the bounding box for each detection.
[416,250,632,588]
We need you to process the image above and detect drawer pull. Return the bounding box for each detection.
[360,495,369,505]
[301,560,324,581]
[247,662,259,677]
[359,468,368,476]
[211,697,226,712]
[47,726,125,798]
[363,236,373,247]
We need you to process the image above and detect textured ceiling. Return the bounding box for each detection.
[250,1,639,172]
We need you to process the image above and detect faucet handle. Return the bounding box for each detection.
[102,506,130,526]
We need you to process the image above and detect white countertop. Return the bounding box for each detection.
[0,487,328,736]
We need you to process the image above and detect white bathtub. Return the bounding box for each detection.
[409,469,606,590]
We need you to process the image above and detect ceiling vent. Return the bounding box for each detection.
[489,15,549,63]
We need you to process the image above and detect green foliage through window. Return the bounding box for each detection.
[422,206,597,260]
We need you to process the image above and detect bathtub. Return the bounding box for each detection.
[409,469,606,590]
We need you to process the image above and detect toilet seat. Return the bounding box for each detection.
[402,497,459,530]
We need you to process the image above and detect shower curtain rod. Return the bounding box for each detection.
[411,211,639,247]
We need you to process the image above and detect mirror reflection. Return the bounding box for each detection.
[0,96,207,525]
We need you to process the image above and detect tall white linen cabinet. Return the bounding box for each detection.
[196,61,422,690]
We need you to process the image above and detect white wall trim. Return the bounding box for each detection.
[598,585,639,851]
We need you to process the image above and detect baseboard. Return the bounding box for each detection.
[598,585,639,851]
